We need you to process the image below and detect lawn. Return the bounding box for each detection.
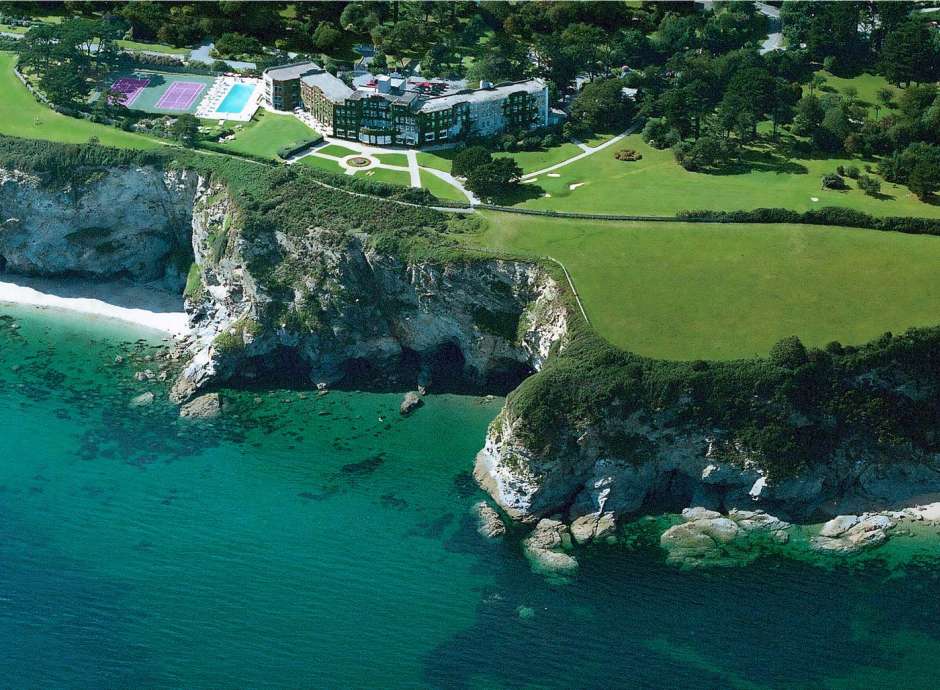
[376,152,409,167]
[355,167,412,187]
[417,141,583,175]
[417,149,457,173]
[0,24,28,34]
[514,133,940,218]
[318,143,360,158]
[297,154,345,174]
[496,142,583,174]
[0,52,160,149]
[217,110,316,160]
[419,170,468,202]
[813,70,899,117]
[469,211,940,360]
[115,39,190,55]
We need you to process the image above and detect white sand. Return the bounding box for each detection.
[569,182,585,190]
[547,173,560,178]
[811,196,819,202]
[0,277,189,335]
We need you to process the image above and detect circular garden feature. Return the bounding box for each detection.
[347,156,372,168]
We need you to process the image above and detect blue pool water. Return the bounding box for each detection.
[216,83,254,114]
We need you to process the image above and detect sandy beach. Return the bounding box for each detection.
[0,276,190,336]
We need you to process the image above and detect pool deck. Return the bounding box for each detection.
[195,76,262,123]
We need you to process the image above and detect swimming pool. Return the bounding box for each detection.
[216,83,255,114]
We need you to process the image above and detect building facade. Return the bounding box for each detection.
[267,61,549,148]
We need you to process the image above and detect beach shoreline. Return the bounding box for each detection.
[0,276,189,336]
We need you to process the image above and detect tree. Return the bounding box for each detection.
[880,20,937,86]
[908,158,940,200]
[340,2,380,34]
[39,69,86,107]
[465,157,523,201]
[876,87,894,108]
[792,94,824,136]
[172,113,199,148]
[570,78,632,134]
[311,21,342,52]
[451,146,492,178]
[673,135,736,171]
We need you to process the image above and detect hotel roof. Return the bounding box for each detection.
[264,61,321,81]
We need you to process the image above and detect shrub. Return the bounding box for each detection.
[821,173,847,190]
[857,175,881,197]
[769,336,808,369]
[614,148,642,161]
[845,165,860,179]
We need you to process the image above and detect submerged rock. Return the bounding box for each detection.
[400,391,423,416]
[129,391,155,408]
[472,501,506,539]
[522,518,578,576]
[179,392,222,419]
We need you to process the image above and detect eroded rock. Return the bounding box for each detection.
[472,501,506,539]
[522,518,578,576]
[400,391,424,416]
[179,392,221,419]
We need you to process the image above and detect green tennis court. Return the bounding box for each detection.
[102,70,217,115]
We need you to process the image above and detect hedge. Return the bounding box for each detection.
[276,135,324,160]
[678,207,940,236]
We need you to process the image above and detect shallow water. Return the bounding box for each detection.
[2,306,940,689]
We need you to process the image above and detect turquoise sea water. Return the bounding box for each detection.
[3,305,940,689]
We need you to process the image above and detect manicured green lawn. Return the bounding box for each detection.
[115,39,189,55]
[318,143,359,158]
[416,150,457,173]
[583,132,616,148]
[297,154,345,174]
[418,142,583,175]
[0,52,160,149]
[470,211,940,360]
[376,152,409,167]
[217,110,316,160]
[0,24,28,34]
[515,133,940,218]
[355,167,412,186]
[419,170,467,202]
[496,142,582,174]
[813,70,899,116]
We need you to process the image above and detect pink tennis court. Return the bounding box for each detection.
[155,81,206,111]
[110,77,149,106]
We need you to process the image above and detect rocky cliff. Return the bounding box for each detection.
[0,165,197,287]
[5,154,940,544]
[169,177,568,401]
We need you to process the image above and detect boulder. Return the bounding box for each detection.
[472,501,506,539]
[522,518,578,576]
[661,507,791,567]
[400,391,423,416]
[179,392,222,419]
[819,515,860,538]
[570,512,617,544]
[129,391,155,408]
[811,513,896,554]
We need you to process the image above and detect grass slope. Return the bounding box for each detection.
[515,133,940,218]
[297,155,344,174]
[318,143,359,158]
[471,211,940,360]
[355,167,411,186]
[217,110,316,160]
[418,143,583,175]
[419,169,467,202]
[0,52,159,149]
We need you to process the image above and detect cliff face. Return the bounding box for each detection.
[475,371,940,524]
[0,166,197,286]
[5,160,939,530]
[171,177,568,400]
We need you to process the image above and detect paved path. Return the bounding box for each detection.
[406,149,421,187]
[521,125,637,180]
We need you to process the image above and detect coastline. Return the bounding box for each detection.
[0,276,189,336]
